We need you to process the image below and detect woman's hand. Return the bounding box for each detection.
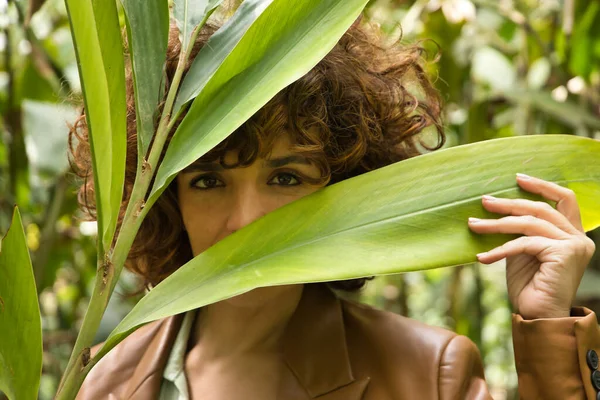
[468,173,596,320]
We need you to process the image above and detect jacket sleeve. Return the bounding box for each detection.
[438,334,494,400]
[512,307,600,400]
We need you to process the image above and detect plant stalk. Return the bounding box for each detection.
[55,23,205,399]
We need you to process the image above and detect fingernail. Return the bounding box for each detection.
[482,195,495,202]
[476,252,486,258]
[469,217,481,223]
[516,173,531,180]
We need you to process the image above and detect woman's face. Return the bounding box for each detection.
[177,133,324,256]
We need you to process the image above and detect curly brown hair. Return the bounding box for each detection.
[69,18,445,292]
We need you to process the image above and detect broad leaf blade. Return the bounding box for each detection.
[120,0,169,158]
[150,0,369,203]
[0,208,42,400]
[100,135,600,357]
[65,0,127,255]
[173,0,274,113]
[174,0,223,51]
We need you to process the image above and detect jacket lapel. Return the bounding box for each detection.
[124,314,185,399]
[122,284,369,400]
[282,284,370,399]
[316,379,370,400]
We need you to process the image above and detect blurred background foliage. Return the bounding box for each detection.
[0,0,598,398]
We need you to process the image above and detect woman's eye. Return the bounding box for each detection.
[191,175,224,189]
[269,173,301,186]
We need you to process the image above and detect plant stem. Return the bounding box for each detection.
[55,23,204,399]
[55,359,95,400]
[145,21,205,172]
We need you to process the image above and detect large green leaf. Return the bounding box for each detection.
[149,0,369,204]
[0,208,42,400]
[65,0,127,256]
[98,135,600,358]
[120,0,169,159]
[174,0,223,52]
[173,0,274,113]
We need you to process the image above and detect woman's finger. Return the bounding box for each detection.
[481,195,580,235]
[468,215,570,240]
[515,173,584,233]
[476,235,555,264]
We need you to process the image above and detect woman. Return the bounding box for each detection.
[72,18,600,400]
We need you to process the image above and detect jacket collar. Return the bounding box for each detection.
[124,284,369,399]
[124,313,185,399]
[282,284,369,398]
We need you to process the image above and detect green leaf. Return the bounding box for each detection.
[99,135,600,357]
[0,208,42,400]
[16,60,56,103]
[65,0,127,256]
[150,0,369,204]
[120,0,169,159]
[174,0,223,51]
[173,0,275,113]
[568,2,599,79]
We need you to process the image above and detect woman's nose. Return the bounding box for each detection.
[225,187,267,233]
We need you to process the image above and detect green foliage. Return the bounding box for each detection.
[503,89,600,131]
[152,0,370,204]
[567,2,600,81]
[64,0,127,256]
[1,0,600,398]
[363,1,600,395]
[0,208,41,400]
[120,0,169,158]
[173,0,274,113]
[56,1,374,397]
[98,135,600,358]
[173,0,223,51]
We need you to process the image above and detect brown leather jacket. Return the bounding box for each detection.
[77,284,600,399]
